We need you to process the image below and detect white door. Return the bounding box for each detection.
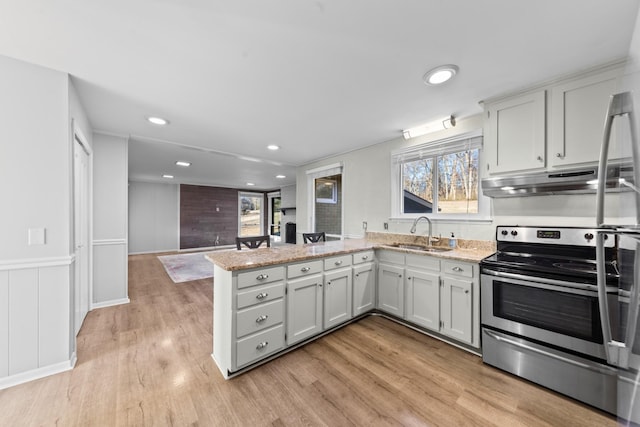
[441,277,473,344]
[74,136,90,334]
[286,275,323,345]
[405,268,440,330]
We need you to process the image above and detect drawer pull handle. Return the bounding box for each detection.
[301,267,311,272]
[256,341,268,350]
[362,255,368,260]
[256,274,269,281]
[452,267,463,272]
[256,315,269,323]
[335,260,343,266]
[256,292,268,300]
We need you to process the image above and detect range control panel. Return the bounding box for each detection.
[496,226,615,247]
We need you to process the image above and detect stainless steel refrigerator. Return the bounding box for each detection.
[596,13,640,424]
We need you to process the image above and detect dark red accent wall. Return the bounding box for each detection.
[180,184,239,249]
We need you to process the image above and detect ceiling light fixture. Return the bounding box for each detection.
[267,145,280,151]
[423,64,459,86]
[276,175,286,179]
[175,161,191,167]
[246,182,255,186]
[147,116,169,125]
[402,115,456,139]
[162,174,174,179]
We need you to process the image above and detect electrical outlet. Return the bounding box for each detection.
[384,222,388,230]
[362,221,367,230]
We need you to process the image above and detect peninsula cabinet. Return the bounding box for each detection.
[323,255,353,329]
[286,260,323,345]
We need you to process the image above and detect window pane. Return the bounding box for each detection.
[239,195,262,236]
[437,149,479,214]
[402,158,433,213]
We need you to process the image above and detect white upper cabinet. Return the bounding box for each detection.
[484,90,546,175]
[550,68,622,168]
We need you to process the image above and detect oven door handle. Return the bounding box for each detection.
[483,329,618,375]
[482,268,605,295]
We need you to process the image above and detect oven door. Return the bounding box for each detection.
[481,269,613,360]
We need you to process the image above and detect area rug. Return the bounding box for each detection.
[158,251,217,283]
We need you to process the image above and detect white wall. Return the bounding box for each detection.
[128,181,179,254]
[92,133,129,307]
[280,184,296,225]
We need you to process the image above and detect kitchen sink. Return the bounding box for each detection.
[386,243,452,252]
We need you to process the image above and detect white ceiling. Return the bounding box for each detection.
[0,0,638,190]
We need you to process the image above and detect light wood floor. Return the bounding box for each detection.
[0,253,618,426]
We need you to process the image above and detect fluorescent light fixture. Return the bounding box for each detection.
[267,145,280,150]
[175,161,191,167]
[162,174,174,179]
[276,175,286,179]
[402,115,456,139]
[147,116,169,125]
[500,186,515,191]
[423,64,459,85]
[246,182,255,186]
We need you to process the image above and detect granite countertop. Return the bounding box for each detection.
[206,233,496,272]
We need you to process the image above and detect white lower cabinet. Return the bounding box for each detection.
[440,277,472,344]
[405,268,440,330]
[377,263,404,317]
[286,274,323,345]
[352,262,375,315]
[324,267,352,329]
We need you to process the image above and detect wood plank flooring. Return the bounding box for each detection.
[0,253,618,426]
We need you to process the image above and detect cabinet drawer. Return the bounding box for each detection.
[236,299,284,338]
[237,282,284,309]
[287,260,323,279]
[237,266,284,289]
[376,249,405,265]
[352,250,374,265]
[236,324,284,368]
[324,254,352,270]
[406,253,440,271]
[441,260,474,278]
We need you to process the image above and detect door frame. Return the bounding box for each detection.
[72,120,93,334]
[306,162,344,240]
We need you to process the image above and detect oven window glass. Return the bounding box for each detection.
[493,281,603,343]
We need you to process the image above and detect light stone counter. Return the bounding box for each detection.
[206,233,496,271]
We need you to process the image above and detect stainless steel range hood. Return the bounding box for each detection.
[481,163,634,197]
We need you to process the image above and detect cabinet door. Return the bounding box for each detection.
[324,268,353,329]
[441,277,472,344]
[377,263,404,317]
[485,90,546,174]
[405,268,440,331]
[286,275,323,345]
[550,68,622,167]
[353,262,375,316]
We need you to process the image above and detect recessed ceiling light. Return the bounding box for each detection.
[246,182,255,186]
[276,175,286,179]
[267,145,280,151]
[162,174,174,179]
[147,116,169,125]
[175,161,191,167]
[423,64,459,85]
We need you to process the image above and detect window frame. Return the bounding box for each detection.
[390,130,490,222]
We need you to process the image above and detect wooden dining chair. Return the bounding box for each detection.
[236,235,271,250]
[302,232,326,243]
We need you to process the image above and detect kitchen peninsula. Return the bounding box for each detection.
[206,234,495,379]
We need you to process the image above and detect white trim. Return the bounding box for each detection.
[0,359,75,390]
[0,256,74,271]
[93,239,127,246]
[305,162,343,176]
[91,297,130,310]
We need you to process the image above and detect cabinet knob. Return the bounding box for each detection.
[256,292,268,300]
[452,266,463,272]
[256,274,269,280]
[256,315,269,323]
[362,255,368,260]
[335,260,342,266]
[301,267,311,272]
[355,273,360,278]
[327,281,331,285]
[556,153,563,158]
[537,156,543,162]
[407,277,412,280]
[465,290,470,294]
[256,341,269,350]
[398,274,402,278]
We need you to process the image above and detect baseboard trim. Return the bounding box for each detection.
[0,359,75,390]
[91,297,130,310]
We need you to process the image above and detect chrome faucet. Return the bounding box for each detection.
[410,216,434,246]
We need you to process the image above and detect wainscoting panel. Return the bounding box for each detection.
[0,271,8,377]
[39,266,71,367]
[8,269,39,375]
[93,240,128,306]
